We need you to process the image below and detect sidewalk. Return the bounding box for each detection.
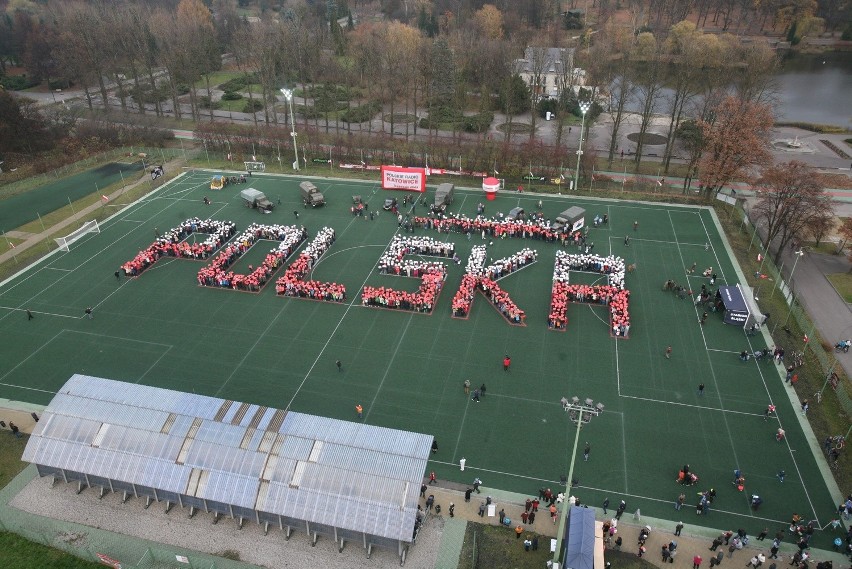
[417,479,849,568]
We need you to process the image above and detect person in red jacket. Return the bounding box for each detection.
[503,355,511,371]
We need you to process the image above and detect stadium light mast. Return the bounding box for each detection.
[552,396,603,568]
[573,101,591,192]
[280,88,300,171]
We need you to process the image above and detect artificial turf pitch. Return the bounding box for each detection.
[0,170,839,547]
[0,161,140,232]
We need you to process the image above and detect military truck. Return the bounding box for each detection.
[552,206,586,232]
[239,188,274,213]
[433,183,454,213]
[299,181,326,207]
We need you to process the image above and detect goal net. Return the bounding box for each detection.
[55,220,100,252]
[244,161,266,172]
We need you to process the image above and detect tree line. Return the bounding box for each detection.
[0,0,843,204]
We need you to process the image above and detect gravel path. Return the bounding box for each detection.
[10,475,444,569]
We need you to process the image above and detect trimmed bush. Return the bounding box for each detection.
[218,73,258,92]
[340,101,381,123]
[0,75,38,90]
[463,111,494,133]
[221,91,243,101]
[242,99,264,113]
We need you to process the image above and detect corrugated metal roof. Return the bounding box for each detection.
[23,374,431,543]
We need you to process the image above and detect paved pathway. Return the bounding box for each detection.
[414,480,849,568]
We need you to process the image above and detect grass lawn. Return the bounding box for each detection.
[194,71,242,89]
[457,523,552,569]
[826,272,852,303]
[0,532,106,569]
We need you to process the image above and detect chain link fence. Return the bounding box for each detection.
[734,205,852,440]
[0,495,262,569]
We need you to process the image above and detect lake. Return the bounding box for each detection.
[773,52,852,127]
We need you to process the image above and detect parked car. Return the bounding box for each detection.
[507,207,525,221]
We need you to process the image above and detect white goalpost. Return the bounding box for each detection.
[55,220,101,252]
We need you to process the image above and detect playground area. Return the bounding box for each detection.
[0,169,843,549]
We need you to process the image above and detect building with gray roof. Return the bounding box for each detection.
[22,375,432,563]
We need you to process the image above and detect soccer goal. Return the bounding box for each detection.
[244,161,266,172]
[55,220,100,252]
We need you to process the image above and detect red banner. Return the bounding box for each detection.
[96,553,123,569]
[381,165,426,192]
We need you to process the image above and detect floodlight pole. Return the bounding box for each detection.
[553,399,601,568]
[280,88,300,171]
[573,101,591,192]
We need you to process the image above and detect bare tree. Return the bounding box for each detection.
[752,161,833,261]
[630,32,664,167]
[586,24,635,166]
[697,95,774,198]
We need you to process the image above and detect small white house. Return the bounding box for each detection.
[514,47,586,100]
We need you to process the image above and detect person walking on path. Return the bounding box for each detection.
[521,511,529,524]
[449,503,455,518]
[499,508,505,524]
[602,498,610,514]
[698,383,705,396]
[550,504,558,523]
[27,309,33,320]
[694,554,703,569]
[473,477,482,493]
[528,511,536,524]
[336,359,342,372]
[525,498,532,512]
[464,488,472,502]
[9,422,21,438]
[463,379,470,395]
[355,404,363,419]
[584,442,591,461]
[675,521,684,536]
[420,484,427,498]
[429,471,436,485]
[710,536,723,551]
[503,355,511,371]
[710,551,724,567]
[665,346,673,359]
[478,502,486,517]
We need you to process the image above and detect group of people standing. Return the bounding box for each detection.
[274,227,346,302]
[196,224,306,291]
[122,218,236,276]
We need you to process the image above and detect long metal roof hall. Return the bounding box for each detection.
[22,374,433,563]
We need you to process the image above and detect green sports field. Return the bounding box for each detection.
[0,161,140,232]
[0,170,840,547]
